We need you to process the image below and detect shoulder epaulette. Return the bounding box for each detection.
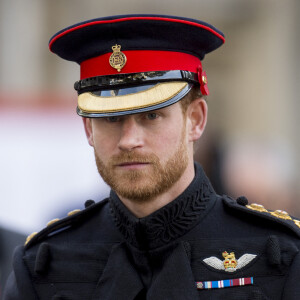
[24,199,109,249]
[223,195,300,238]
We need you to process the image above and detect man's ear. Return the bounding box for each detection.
[186,98,208,142]
[82,117,94,147]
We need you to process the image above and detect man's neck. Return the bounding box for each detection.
[117,161,195,218]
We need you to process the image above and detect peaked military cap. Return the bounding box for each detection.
[49,14,225,117]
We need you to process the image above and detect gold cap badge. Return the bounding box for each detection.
[109,44,127,72]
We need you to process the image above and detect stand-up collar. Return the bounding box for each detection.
[109,163,216,250]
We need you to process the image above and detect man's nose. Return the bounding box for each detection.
[118,117,144,151]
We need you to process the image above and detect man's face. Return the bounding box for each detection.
[85,102,191,203]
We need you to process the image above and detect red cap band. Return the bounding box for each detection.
[80,50,202,79]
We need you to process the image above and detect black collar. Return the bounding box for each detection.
[109,163,217,250]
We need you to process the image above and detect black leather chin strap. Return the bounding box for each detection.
[74,70,199,94]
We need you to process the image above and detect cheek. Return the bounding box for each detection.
[152,129,184,156]
[93,134,118,158]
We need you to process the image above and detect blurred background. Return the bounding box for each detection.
[0,0,299,284]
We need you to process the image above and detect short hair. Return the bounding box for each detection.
[179,85,204,114]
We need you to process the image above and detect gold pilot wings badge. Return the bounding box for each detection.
[203,251,257,272]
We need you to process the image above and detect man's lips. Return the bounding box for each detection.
[116,162,150,169]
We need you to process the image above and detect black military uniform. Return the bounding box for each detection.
[3,15,300,299]
[4,164,300,299]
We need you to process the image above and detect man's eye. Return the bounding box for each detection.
[146,113,158,120]
[106,116,119,122]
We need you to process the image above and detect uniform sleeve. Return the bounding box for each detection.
[2,246,38,300]
[282,247,300,300]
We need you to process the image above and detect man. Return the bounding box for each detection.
[4,14,300,299]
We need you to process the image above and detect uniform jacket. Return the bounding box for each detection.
[3,164,300,299]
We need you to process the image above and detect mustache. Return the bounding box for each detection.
[109,152,159,165]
